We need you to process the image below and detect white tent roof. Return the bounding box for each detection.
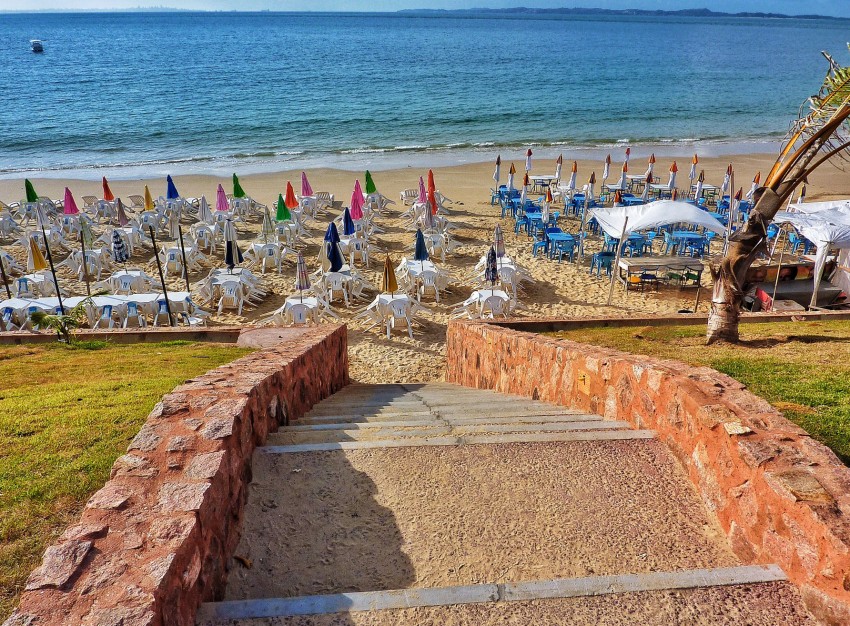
[787,199,850,214]
[590,200,726,238]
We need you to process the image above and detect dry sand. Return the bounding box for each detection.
[3,154,850,382]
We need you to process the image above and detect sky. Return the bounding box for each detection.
[5,0,850,18]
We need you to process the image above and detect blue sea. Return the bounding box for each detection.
[0,11,848,179]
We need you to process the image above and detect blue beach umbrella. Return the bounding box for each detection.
[485,246,498,295]
[414,228,429,270]
[324,221,340,245]
[342,207,356,236]
[166,175,180,200]
[223,219,243,271]
[326,240,344,273]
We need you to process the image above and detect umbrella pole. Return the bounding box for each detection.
[579,193,589,259]
[0,252,10,299]
[606,217,630,306]
[41,226,64,314]
[178,225,191,293]
[148,226,175,327]
[771,240,787,300]
[80,233,91,297]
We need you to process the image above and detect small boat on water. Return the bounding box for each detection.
[30,40,44,53]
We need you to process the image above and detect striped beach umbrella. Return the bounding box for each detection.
[24,179,38,203]
[166,175,180,200]
[417,176,427,204]
[422,197,436,230]
[223,219,243,270]
[216,184,229,212]
[350,185,364,220]
[144,185,155,211]
[493,155,501,184]
[116,198,130,227]
[342,207,356,236]
[689,154,699,185]
[198,196,213,223]
[668,162,678,190]
[111,230,129,265]
[365,170,377,195]
[27,236,47,272]
[507,163,516,191]
[261,207,275,242]
[747,172,761,200]
[381,255,398,294]
[494,225,505,260]
[233,174,246,199]
[102,177,115,202]
[294,252,310,300]
[63,187,79,215]
[525,149,532,172]
[285,181,299,209]
[555,154,563,180]
[276,194,291,221]
[301,172,313,197]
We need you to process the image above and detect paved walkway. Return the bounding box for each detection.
[197,384,816,625]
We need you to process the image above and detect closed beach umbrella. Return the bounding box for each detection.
[645,153,656,180]
[144,185,155,211]
[721,164,733,197]
[587,171,596,205]
[689,154,699,184]
[494,225,506,260]
[542,187,552,223]
[216,184,229,212]
[798,184,807,203]
[519,181,527,208]
[285,181,299,209]
[233,174,247,199]
[602,154,611,186]
[166,175,180,200]
[261,207,275,242]
[342,207,356,236]
[414,228,429,269]
[624,147,631,164]
[668,161,678,190]
[525,149,533,172]
[566,161,577,192]
[694,170,705,202]
[295,251,310,301]
[350,185,364,220]
[427,170,435,195]
[493,155,501,184]
[354,178,366,203]
[223,219,243,270]
[327,239,344,273]
[613,189,623,206]
[27,236,48,272]
[318,240,330,272]
[276,194,291,221]
[301,172,313,197]
[428,188,438,216]
[417,176,427,204]
[381,255,398,294]
[555,154,563,180]
[485,246,498,293]
[102,177,115,202]
[81,219,94,249]
[197,196,213,223]
[111,230,129,265]
[116,198,130,227]
[507,163,516,191]
[422,198,436,230]
[365,170,377,195]
[24,179,38,203]
[747,172,761,200]
[324,221,340,245]
[616,163,628,190]
[63,187,79,215]
[641,176,651,202]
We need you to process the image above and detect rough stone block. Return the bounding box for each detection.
[765,469,833,504]
[25,540,92,590]
[158,482,211,513]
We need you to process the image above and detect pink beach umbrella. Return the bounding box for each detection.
[350,185,364,220]
[216,184,229,212]
[354,179,365,202]
[301,172,313,197]
[418,176,427,204]
[63,187,79,215]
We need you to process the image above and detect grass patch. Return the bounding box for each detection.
[550,320,850,464]
[0,341,252,619]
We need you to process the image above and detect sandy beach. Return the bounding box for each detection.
[2,153,849,383]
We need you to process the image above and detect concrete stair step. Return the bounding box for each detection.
[287,414,605,431]
[296,410,591,425]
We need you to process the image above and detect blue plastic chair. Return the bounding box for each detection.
[590,251,616,277]
[552,239,576,263]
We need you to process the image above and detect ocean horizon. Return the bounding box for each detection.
[0,10,846,180]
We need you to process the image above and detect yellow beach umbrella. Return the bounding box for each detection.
[28,237,47,272]
[144,185,155,211]
[381,255,398,294]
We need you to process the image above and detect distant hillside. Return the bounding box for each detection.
[397,7,838,20]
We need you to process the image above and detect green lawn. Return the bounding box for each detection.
[551,320,850,464]
[0,340,252,619]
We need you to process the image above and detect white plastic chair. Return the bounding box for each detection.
[417,270,440,303]
[286,303,312,326]
[217,281,245,315]
[94,304,115,329]
[387,299,413,339]
[2,306,18,331]
[259,243,283,274]
[481,295,509,319]
[162,249,183,278]
[123,301,146,328]
[323,272,350,307]
[348,237,370,267]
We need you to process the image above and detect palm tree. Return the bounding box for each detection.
[707,49,850,343]
[30,297,94,343]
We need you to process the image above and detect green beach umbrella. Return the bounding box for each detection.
[365,170,377,195]
[275,194,291,221]
[25,179,38,203]
[233,173,247,198]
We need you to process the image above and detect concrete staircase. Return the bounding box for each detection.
[197,384,816,626]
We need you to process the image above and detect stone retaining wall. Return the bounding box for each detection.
[5,324,348,626]
[446,320,850,625]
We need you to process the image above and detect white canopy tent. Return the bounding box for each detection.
[590,200,726,238]
[775,199,850,305]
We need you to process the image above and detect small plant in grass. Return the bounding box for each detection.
[29,296,100,343]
